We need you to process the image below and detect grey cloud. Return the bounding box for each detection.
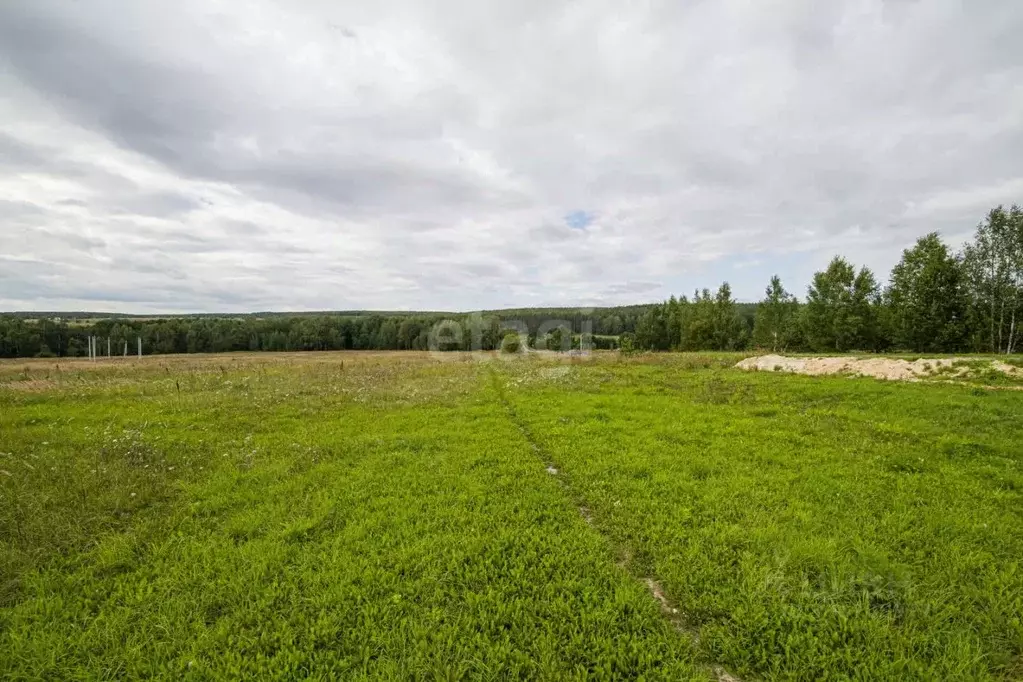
[0,6,233,168]
[0,254,270,309]
[0,3,506,219]
[221,220,267,237]
[120,227,315,257]
[36,228,106,251]
[109,191,203,218]
[1,0,1022,312]
[0,200,45,219]
[0,133,138,194]
[0,133,47,170]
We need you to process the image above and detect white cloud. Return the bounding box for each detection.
[907,178,1023,218]
[0,0,1021,312]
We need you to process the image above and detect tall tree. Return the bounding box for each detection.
[665,295,685,350]
[850,267,883,351]
[804,257,881,351]
[753,275,799,351]
[635,305,670,350]
[678,284,744,350]
[962,205,1023,354]
[885,233,966,352]
[712,282,744,350]
[680,289,715,350]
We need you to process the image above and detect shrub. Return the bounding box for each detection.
[619,332,637,354]
[501,332,522,354]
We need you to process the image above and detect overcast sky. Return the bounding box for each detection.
[1,0,1022,313]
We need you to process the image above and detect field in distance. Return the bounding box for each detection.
[1,352,1021,680]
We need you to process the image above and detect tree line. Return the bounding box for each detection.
[631,205,1023,354]
[1,205,1020,358]
[0,308,642,358]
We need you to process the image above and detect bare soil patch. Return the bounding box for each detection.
[735,354,1021,383]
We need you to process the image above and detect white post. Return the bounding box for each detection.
[107,338,111,358]
[124,340,128,357]
[138,337,142,359]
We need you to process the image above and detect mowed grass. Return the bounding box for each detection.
[1,352,1021,680]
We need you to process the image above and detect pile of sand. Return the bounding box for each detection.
[992,360,1023,377]
[735,355,966,382]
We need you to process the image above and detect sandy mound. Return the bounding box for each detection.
[735,355,966,382]
[992,360,1023,378]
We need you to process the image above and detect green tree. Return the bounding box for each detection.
[804,257,881,351]
[712,282,744,350]
[677,284,743,350]
[397,320,415,350]
[66,336,86,357]
[542,327,565,351]
[500,332,522,354]
[375,319,399,350]
[680,289,713,350]
[885,233,966,352]
[851,267,883,351]
[635,305,669,350]
[618,332,636,353]
[665,295,684,350]
[962,205,1023,354]
[753,275,799,351]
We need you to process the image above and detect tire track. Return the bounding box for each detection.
[487,369,743,682]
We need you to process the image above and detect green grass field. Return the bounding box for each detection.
[1,352,1021,680]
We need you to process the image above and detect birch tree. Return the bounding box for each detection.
[753,275,799,351]
[962,206,1023,354]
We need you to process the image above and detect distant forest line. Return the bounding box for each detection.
[0,305,686,358]
[2,205,1021,358]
